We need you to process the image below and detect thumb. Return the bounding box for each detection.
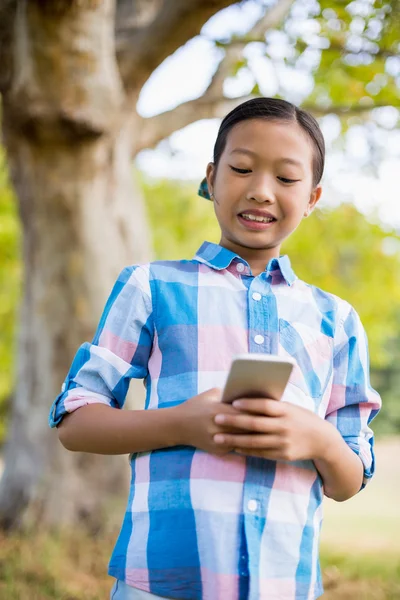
[207,387,223,402]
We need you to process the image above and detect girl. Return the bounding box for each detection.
[49,97,381,600]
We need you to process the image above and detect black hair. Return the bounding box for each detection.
[213,97,325,188]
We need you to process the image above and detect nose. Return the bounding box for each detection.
[246,174,275,204]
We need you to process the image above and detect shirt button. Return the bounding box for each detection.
[247,499,258,512]
[236,262,245,273]
[61,383,66,392]
[252,292,262,301]
[254,335,264,345]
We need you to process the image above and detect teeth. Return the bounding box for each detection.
[241,213,274,223]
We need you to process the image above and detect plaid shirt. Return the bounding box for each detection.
[49,241,381,600]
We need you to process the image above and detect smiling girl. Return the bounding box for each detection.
[50,97,381,600]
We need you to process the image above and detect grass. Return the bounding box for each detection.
[321,550,400,599]
[0,529,112,600]
[318,437,400,598]
[1,530,399,599]
[0,439,398,599]
[322,438,400,544]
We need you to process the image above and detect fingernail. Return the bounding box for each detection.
[214,414,225,424]
[232,401,242,408]
[214,434,225,444]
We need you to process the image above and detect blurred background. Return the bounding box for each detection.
[0,0,399,598]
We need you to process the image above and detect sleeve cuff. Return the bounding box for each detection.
[345,437,376,490]
[48,386,114,428]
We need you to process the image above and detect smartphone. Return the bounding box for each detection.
[221,354,295,404]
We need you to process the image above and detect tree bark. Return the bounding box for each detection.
[0,104,152,529]
[0,0,152,530]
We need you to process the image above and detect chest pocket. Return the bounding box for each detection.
[279,320,333,400]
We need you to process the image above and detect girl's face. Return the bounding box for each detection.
[206,118,322,272]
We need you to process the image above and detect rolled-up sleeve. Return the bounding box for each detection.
[49,265,154,428]
[325,302,381,489]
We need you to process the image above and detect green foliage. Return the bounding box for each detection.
[306,0,400,109]
[257,0,400,127]
[0,148,21,442]
[371,327,400,435]
[141,177,220,260]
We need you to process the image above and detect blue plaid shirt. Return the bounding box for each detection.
[50,241,381,600]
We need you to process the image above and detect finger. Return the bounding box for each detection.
[232,399,285,416]
[214,413,277,433]
[215,424,257,435]
[214,433,281,449]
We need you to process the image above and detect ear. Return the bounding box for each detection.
[304,185,322,217]
[206,162,215,199]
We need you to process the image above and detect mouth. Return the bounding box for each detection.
[237,210,277,230]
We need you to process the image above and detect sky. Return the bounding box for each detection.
[135,1,400,231]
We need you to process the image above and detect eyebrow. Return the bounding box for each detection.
[230,148,304,168]
[230,148,257,157]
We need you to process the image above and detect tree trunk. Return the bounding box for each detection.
[0,0,152,529]
[0,108,150,529]
[0,0,241,530]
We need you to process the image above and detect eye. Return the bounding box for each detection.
[278,177,300,184]
[230,166,251,174]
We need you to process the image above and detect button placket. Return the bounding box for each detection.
[248,281,267,352]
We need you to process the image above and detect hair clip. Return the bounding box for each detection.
[198,177,212,201]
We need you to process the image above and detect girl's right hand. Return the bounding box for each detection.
[174,388,242,456]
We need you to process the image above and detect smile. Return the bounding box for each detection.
[237,212,277,231]
[240,213,275,223]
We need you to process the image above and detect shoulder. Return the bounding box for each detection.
[118,259,200,289]
[115,264,151,293]
[294,279,359,338]
[296,279,353,315]
[148,258,200,284]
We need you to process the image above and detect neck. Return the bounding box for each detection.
[219,238,281,276]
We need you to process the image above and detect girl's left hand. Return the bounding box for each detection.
[213,398,334,462]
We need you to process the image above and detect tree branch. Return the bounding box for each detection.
[116,0,239,93]
[210,0,294,47]
[244,0,294,38]
[217,36,399,61]
[205,0,295,96]
[133,0,296,153]
[200,1,293,102]
[135,98,396,154]
[132,0,395,153]
[302,102,396,118]
[324,40,399,60]
[134,94,252,154]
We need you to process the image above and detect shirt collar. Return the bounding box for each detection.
[193,241,297,286]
